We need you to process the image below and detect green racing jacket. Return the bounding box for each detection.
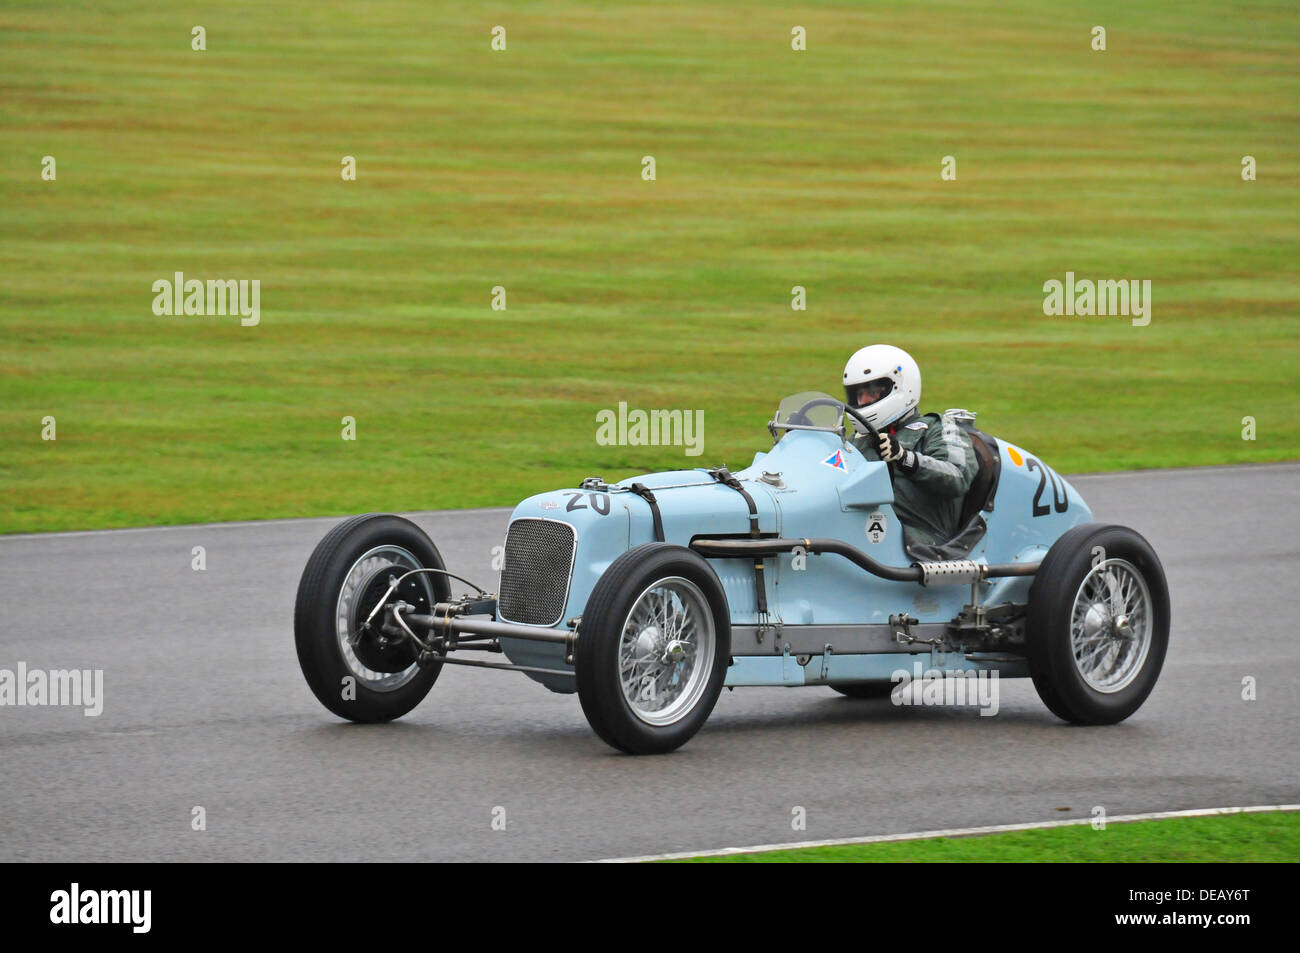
[852,408,979,550]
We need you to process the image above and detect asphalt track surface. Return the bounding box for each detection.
[2,464,1297,862]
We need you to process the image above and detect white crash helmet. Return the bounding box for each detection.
[842,344,922,428]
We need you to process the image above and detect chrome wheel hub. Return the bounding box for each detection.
[1069,558,1153,693]
[618,577,716,726]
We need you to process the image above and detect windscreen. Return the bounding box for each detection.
[771,391,846,435]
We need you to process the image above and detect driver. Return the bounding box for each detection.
[843,345,978,551]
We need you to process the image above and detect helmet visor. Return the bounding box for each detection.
[846,377,894,409]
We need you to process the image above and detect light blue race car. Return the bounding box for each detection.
[294,391,1170,754]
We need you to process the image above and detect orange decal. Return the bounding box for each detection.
[1008,447,1024,466]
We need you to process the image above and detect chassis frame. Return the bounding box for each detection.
[366,536,1043,685]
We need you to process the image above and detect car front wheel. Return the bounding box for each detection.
[294,514,450,723]
[575,544,731,754]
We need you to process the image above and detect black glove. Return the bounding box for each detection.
[878,432,918,473]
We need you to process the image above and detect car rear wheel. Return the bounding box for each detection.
[575,544,730,754]
[1027,523,1169,725]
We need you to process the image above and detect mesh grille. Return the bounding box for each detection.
[498,518,576,626]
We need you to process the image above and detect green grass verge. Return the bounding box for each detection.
[675,810,1300,862]
[2,1,1297,532]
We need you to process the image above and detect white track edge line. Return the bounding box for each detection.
[594,803,1300,863]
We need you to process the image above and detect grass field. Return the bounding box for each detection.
[675,810,1300,862]
[2,1,1297,533]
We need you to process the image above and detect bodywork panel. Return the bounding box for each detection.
[497,421,1091,689]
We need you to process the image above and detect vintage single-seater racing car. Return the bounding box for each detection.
[294,391,1170,754]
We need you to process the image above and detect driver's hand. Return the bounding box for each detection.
[878,432,918,473]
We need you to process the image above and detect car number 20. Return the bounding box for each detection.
[1026,457,1068,517]
[564,491,611,515]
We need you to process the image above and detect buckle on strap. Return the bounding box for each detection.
[627,482,665,542]
[706,467,768,615]
[706,467,759,533]
[707,466,742,490]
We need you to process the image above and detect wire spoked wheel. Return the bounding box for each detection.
[576,544,730,754]
[1069,558,1152,694]
[1027,523,1170,725]
[618,577,716,727]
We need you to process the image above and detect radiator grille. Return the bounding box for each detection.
[497,518,577,626]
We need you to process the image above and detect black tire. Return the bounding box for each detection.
[575,544,730,754]
[830,681,897,700]
[1027,523,1169,725]
[294,513,451,723]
